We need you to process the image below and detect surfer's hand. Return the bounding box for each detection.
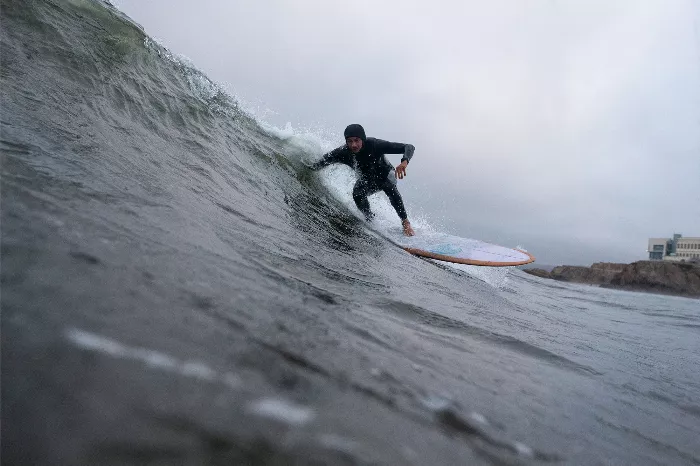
[402,219,414,236]
[395,161,408,179]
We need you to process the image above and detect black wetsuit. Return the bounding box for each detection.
[312,137,415,221]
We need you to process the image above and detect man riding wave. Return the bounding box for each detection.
[312,124,415,236]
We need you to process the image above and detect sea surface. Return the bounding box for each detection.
[2,1,699,464]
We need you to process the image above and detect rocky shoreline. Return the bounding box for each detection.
[524,261,700,298]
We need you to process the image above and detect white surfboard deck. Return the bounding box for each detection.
[385,229,535,267]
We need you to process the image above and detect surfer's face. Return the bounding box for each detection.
[346,137,363,153]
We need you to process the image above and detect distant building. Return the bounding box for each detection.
[648,233,700,262]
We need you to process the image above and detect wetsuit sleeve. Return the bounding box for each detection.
[311,146,346,170]
[373,138,415,163]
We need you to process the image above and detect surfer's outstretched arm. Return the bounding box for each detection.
[372,139,414,179]
[311,146,346,170]
[371,139,415,163]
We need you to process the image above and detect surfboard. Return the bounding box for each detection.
[385,229,535,267]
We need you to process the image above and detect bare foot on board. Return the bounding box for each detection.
[402,219,415,236]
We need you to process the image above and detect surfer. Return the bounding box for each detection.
[312,124,415,236]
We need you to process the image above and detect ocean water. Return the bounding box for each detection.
[2,1,699,465]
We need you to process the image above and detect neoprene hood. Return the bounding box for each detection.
[344,124,366,141]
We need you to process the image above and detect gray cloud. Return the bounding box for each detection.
[117,0,700,265]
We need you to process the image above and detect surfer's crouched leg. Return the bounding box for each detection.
[352,178,376,221]
[382,176,408,221]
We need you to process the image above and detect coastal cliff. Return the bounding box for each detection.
[524,261,700,298]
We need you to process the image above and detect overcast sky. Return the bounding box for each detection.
[117,0,700,265]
